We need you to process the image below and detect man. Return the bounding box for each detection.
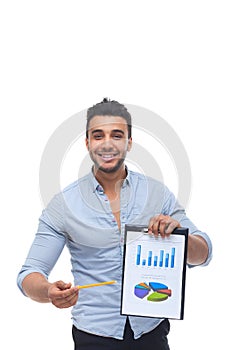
[17,99,212,349]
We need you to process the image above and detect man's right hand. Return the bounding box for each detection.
[48,280,79,309]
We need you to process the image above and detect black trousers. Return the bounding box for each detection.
[72,319,170,350]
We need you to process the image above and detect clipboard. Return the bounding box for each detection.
[121,225,188,320]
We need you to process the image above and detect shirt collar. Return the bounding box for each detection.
[89,165,131,193]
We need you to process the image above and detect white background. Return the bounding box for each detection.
[1,1,230,349]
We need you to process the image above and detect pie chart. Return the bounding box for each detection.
[134,282,172,302]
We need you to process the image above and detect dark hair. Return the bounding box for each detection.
[86,98,132,138]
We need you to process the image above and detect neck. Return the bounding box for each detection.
[93,165,127,194]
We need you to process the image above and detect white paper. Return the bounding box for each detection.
[121,229,187,319]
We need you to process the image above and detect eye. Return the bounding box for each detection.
[112,132,123,140]
[93,133,103,140]
[113,135,122,139]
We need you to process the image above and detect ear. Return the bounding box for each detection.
[85,137,89,150]
[127,137,132,152]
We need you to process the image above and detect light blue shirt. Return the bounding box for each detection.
[17,169,212,339]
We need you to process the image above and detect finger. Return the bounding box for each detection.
[159,218,169,237]
[148,215,163,237]
[165,221,180,235]
[56,281,72,290]
[148,217,155,234]
[148,215,180,237]
[49,285,78,301]
[151,215,169,237]
[61,291,79,308]
[152,217,161,237]
[57,286,79,300]
[51,289,79,309]
[59,291,79,308]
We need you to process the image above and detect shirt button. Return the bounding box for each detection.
[97,185,104,195]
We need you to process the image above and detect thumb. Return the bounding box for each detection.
[55,280,72,290]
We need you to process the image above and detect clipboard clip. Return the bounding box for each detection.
[141,227,149,234]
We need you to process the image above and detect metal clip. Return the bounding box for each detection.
[141,228,149,234]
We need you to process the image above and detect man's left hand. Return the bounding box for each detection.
[148,214,180,237]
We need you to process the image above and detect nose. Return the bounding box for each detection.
[101,141,114,151]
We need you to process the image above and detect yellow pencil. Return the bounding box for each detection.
[77,280,116,289]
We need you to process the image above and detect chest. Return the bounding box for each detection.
[105,192,121,230]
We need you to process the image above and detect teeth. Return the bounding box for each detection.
[98,154,116,157]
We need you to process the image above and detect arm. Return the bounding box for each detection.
[22,272,79,308]
[22,272,52,303]
[187,234,209,266]
[18,194,79,308]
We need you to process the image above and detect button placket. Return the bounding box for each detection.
[96,185,120,229]
[120,185,128,246]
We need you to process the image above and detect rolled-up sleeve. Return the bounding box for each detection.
[17,194,66,295]
[163,189,213,267]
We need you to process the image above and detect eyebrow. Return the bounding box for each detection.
[91,129,103,134]
[112,129,125,134]
[91,129,125,135]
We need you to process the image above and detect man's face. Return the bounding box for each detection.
[86,115,132,173]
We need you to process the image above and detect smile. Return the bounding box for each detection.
[97,153,118,161]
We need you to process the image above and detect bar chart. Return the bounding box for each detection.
[136,244,176,269]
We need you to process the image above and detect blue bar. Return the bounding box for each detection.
[159,250,164,267]
[154,255,158,266]
[136,245,141,265]
[165,253,169,268]
[148,251,152,266]
[171,248,175,268]
[142,259,146,266]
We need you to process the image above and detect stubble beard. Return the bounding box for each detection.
[89,151,126,174]
[94,157,125,174]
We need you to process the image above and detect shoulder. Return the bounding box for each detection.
[128,170,167,190]
[62,173,92,195]
[45,173,92,209]
[128,170,175,207]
